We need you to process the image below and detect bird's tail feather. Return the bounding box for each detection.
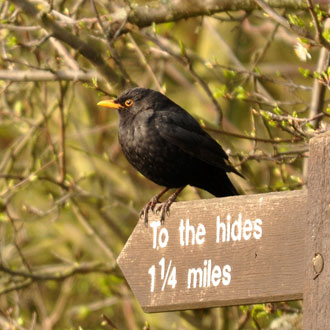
[194,170,238,197]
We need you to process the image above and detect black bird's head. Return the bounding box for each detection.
[97,88,170,118]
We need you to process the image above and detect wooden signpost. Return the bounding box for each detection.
[117,131,330,328]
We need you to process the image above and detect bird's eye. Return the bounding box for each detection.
[125,99,134,107]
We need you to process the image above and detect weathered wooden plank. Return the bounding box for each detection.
[303,131,330,329]
[117,189,307,312]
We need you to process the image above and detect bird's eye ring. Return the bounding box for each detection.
[125,99,134,107]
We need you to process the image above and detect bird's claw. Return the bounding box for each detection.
[150,196,160,213]
[140,187,183,226]
[139,200,171,226]
[139,196,161,227]
[139,207,149,227]
[156,201,171,225]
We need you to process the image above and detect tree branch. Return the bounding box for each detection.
[0,261,114,281]
[10,0,122,87]
[71,202,116,263]
[125,0,326,28]
[0,69,103,82]
[306,0,328,46]
[254,0,330,50]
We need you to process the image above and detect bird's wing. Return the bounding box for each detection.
[155,110,241,176]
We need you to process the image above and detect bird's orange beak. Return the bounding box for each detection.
[97,99,123,109]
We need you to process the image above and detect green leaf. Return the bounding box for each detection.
[254,67,261,74]
[314,4,327,22]
[298,67,310,78]
[234,86,246,100]
[260,110,271,120]
[108,274,124,284]
[17,317,24,326]
[290,175,302,183]
[213,85,227,98]
[239,305,250,312]
[322,29,330,42]
[6,34,17,47]
[223,69,237,79]
[273,106,282,115]
[152,21,158,33]
[77,306,90,319]
[0,213,8,222]
[288,14,305,27]
[29,174,38,182]
[298,37,310,45]
[64,201,71,210]
[179,40,186,56]
[275,180,285,189]
[92,77,98,88]
[78,21,86,29]
[14,100,23,115]
[65,173,74,183]
[251,304,266,318]
[305,122,314,130]
[257,311,270,319]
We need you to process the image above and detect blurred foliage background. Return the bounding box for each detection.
[0,0,329,329]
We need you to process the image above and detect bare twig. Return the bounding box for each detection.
[254,0,306,35]
[142,30,224,122]
[0,69,103,82]
[309,52,329,126]
[306,0,326,45]
[58,83,67,183]
[127,33,164,93]
[0,23,39,31]
[71,202,116,263]
[303,18,330,181]
[102,314,118,330]
[205,125,302,143]
[42,278,73,330]
[123,0,321,28]
[254,0,330,50]
[11,0,121,87]
[0,261,114,281]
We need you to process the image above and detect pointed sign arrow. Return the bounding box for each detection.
[117,190,306,312]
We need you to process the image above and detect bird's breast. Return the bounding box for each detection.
[118,116,190,187]
[119,119,167,167]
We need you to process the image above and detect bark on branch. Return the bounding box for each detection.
[10,0,121,87]
[124,0,327,28]
[0,69,102,82]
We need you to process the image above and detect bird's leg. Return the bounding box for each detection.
[156,186,185,225]
[150,187,169,213]
[139,187,169,227]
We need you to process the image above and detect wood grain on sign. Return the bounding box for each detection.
[303,131,330,330]
[117,190,307,312]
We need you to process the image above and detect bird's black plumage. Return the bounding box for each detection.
[98,87,241,224]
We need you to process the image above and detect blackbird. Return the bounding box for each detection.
[98,87,241,225]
